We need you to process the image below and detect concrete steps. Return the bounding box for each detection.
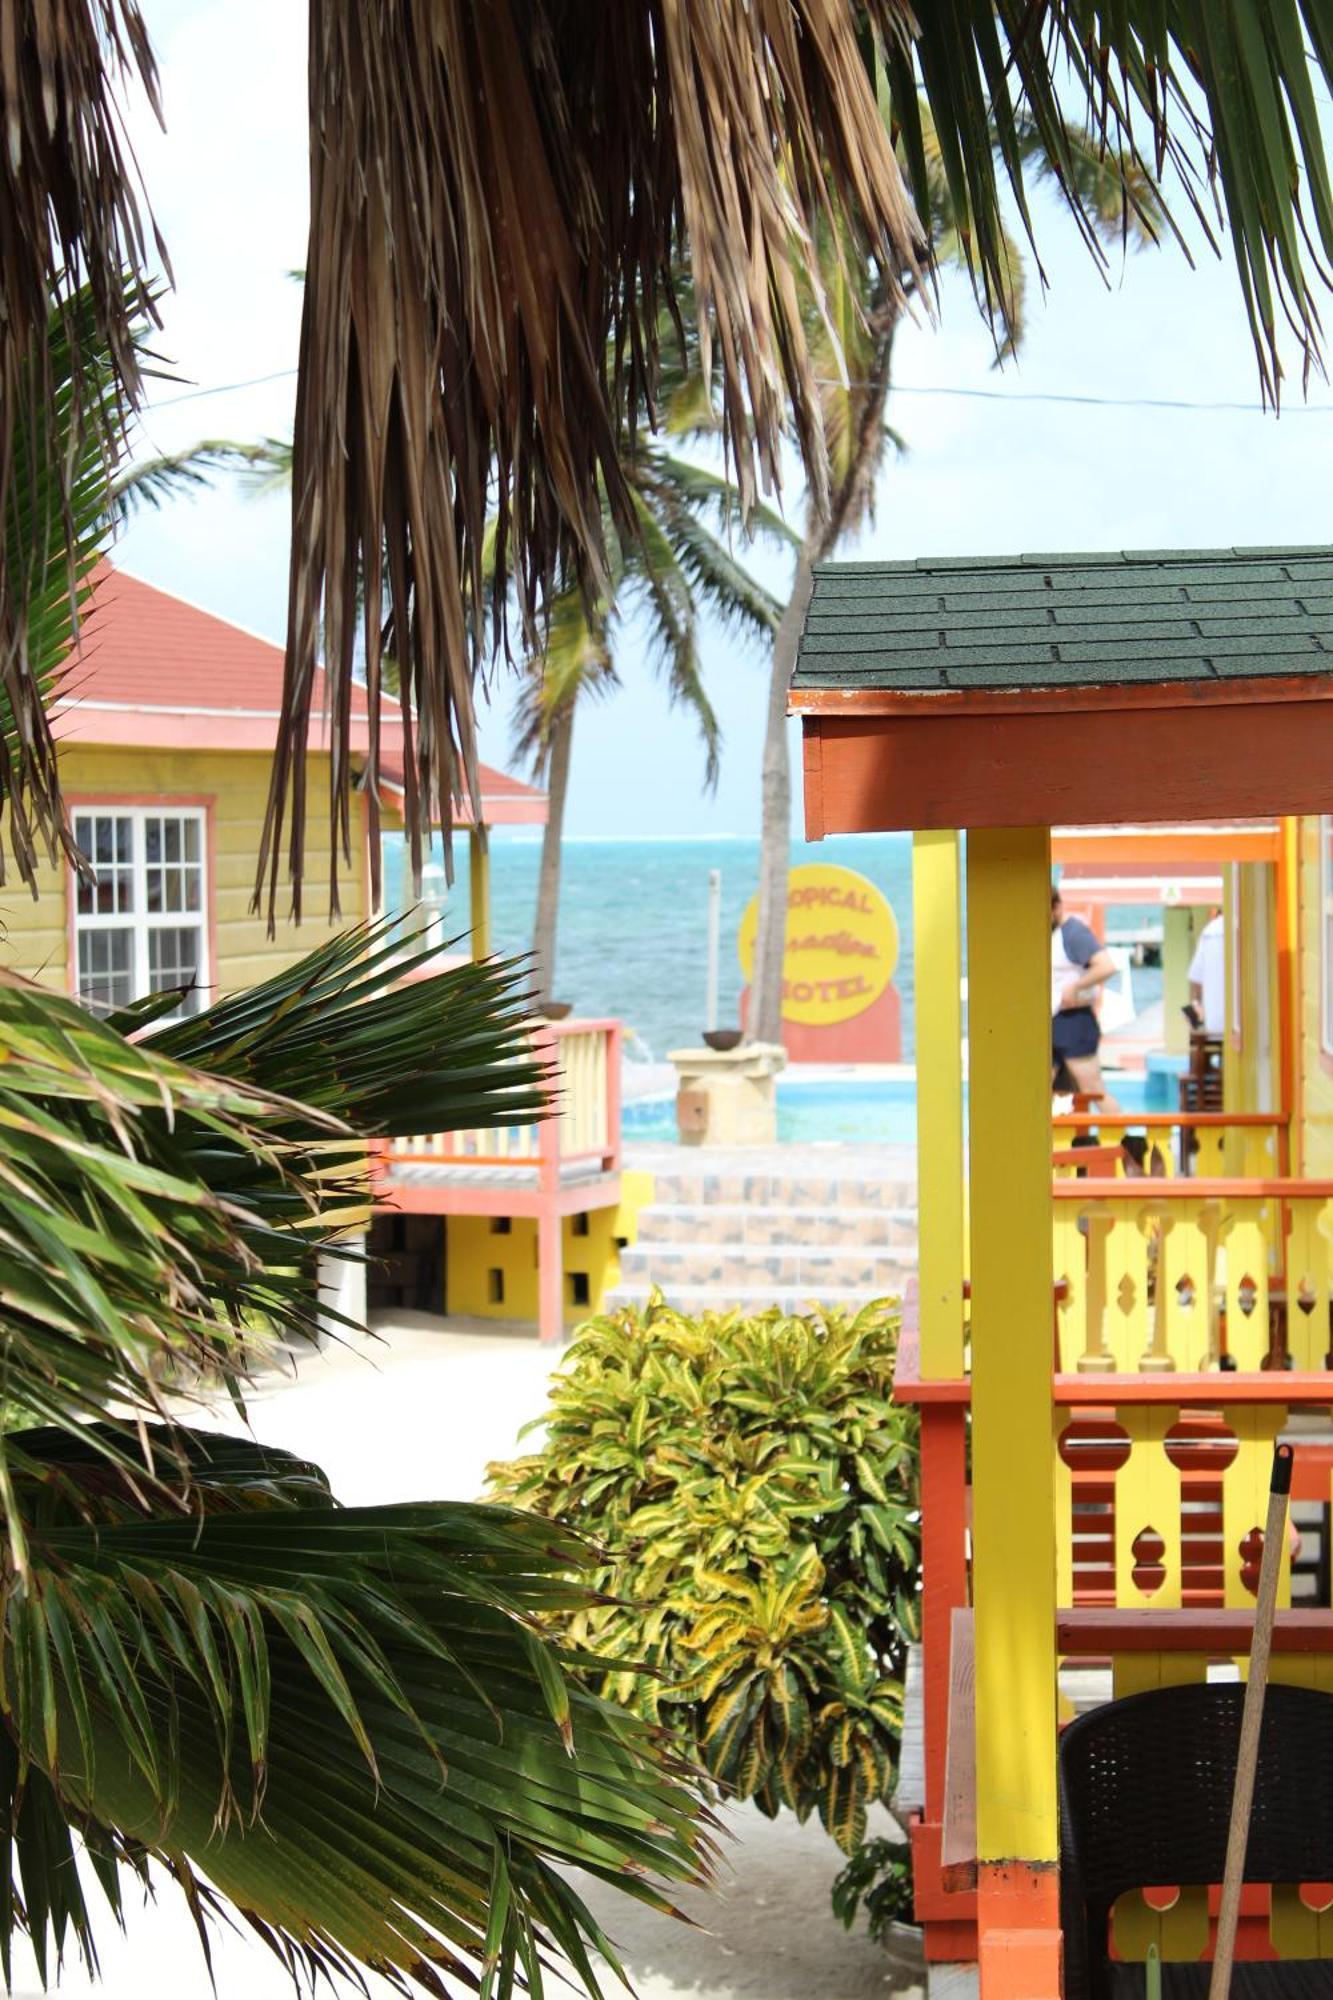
[606,1163,918,1317]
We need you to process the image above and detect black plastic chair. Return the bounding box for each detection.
[1059,1681,1333,1999]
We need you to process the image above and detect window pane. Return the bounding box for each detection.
[77,929,133,1015]
[74,812,134,916]
[149,926,203,1014]
[147,817,200,916]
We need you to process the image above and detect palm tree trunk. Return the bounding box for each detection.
[747,538,816,1044]
[747,316,900,1048]
[531,702,575,1004]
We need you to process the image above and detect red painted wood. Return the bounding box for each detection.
[1058,1608,1333,1654]
[921,1405,969,1823]
[799,698,1333,835]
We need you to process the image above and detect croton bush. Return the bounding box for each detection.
[489,1294,919,1853]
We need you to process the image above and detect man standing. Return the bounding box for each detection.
[1051,887,1120,1107]
[1188,908,1226,1033]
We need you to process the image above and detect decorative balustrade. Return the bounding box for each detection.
[1052,1178,1333,1376]
[389,1017,622,1181]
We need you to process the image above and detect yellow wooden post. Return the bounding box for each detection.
[913,831,965,1377]
[1223,866,1241,1167]
[967,826,1060,1995]
[469,826,492,962]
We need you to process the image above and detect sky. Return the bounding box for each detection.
[117,1,1333,839]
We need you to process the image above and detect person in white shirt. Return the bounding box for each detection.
[1188,910,1226,1033]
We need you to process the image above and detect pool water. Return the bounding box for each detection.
[622,1069,1160,1148]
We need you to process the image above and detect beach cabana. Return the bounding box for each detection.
[792,547,1333,1997]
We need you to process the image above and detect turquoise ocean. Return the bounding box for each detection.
[384,832,921,1062]
[384,831,1163,1069]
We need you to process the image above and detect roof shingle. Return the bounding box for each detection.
[792,546,1333,698]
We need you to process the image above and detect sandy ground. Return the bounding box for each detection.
[10,1316,925,2000]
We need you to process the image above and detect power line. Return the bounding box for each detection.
[885,381,1333,414]
[148,367,298,408]
[148,361,1333,420]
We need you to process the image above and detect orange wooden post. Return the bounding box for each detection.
[920,1404,969,1829]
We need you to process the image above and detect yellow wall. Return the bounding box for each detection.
[445,1172,654,1327]
[1298,814,1333,1177]
[0,746,371,998]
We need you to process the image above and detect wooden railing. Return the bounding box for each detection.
[389,1017,622,1181]
[1052,1178,1333,1375]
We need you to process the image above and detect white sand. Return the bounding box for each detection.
[12,1316,925,2000]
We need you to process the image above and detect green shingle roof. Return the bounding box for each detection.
[792,547,1333,696]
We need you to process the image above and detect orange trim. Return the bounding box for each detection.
[1053,826,1280,866]
[801,700,1333,836]
[1053,1112,1281,1129]
[791,672,1333,721]
[896,1370,1333,1408]
[63,793,218,1008]
[1051,1175,1333,1200]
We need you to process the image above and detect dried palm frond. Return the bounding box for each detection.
[0,0,162,888]
[272,0,1333,925]
[265,0,926,920]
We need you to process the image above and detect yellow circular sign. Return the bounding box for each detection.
[738,864,899,1026]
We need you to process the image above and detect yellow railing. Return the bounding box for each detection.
[1052,1179,1333,1375]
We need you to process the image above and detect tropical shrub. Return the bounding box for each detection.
[490,1295,919,1853]
[832,1835,916,1940]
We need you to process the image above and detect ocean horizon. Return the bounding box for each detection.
[384,830,920,1062]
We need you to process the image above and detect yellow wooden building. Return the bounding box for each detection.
[3,563,548,1006]
[792,547,1333,1998]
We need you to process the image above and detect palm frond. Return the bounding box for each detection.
[269,0,925,916]
[110,442,275,522]
[894,4,1333,402]
[0,5,160,890]
[0,284,144,889]
[0,1425,712,1995]
[510,591,617,774]
[636,461,788,642]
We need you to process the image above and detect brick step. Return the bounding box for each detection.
[616,1240,915,1290]
[604,1281,903,1318]
[634,1202,917,1250]
[646,1171,917,1210]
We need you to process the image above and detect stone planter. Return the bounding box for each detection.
[666,1041,787,1146]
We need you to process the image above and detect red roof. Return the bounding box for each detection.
[51,565,546,827]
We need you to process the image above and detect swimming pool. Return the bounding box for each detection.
[622,1068,1159,1147]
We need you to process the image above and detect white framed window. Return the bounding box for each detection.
[72,806,209,1019]
[1323,819,1333,1057]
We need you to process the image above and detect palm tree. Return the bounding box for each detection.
[746,110,1164,1043]
[12,3,1333,916]
[0,288,709,1993]
[514,422,794,1005]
